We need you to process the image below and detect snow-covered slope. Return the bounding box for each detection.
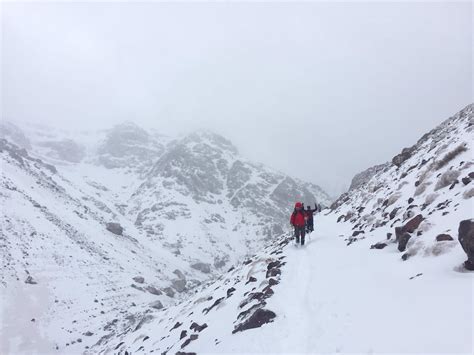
[90,104,473,354]
[0,121,331,354]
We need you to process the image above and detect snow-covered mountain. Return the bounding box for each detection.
[0,121,331,354]
[88,104,473,354]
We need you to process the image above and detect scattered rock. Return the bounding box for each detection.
[436,234,453,242]
[150,300,163,310]
[232,309,276,333]
[132,276,145,284]
[370,243,387,250]
[203,297,225,314]
[163,287,175,298]
[180,330,187,340]
[181,334,198,349]
[246,276,257,284]
[226,287,236,298]
[404,214,424,233]
[84,331,94,336]
[171,279,186,293]
[25,275,37,285]
[190,322,208,332]
[398,232,412,252]
[386,233,392,240]
[191,262,211,274]
[458,219,474,270]
[106,222,124,236]
[408,197,414,204]
[170,321,182,331]
[462,177,471,185]
[392,146,415,167]
[352,230,364,237]
[146,286,162,296]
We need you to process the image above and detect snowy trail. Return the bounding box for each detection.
[220,214,473,354]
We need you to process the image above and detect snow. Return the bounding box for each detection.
[1,105,473,354]
[214,215,472,353]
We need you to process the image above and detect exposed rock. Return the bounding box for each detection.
[246,276,257,284]
[398,232,412,252]
[163,287,175,298]
[106,222,124,236]
[370,243,387,250]
[132,276,145,284]
[392,146,415,167]
[25,275,37,285]
[191,262,211,274]
[352,230,364,237]
[150,300,163,310]
[171,279,186,293]
[181,334,198,349]
[232,309,276,333]
[386,233,393,240]
[404,214,424,233]
[461,177,471,185]
[408,197,414,204]
[173,269,186,280]
[146,286,162,296]
[349,163,388,190]
[190,322,208,332]
[436,234,453,242]
[226,287,236,298]
[458,219,474,270]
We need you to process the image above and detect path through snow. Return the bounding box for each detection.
[212,214,473,353]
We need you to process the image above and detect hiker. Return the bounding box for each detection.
[305,203,319,233]
[290,202,306,246]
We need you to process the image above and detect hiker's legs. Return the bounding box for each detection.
[301,228,306,245]
[308,220,314,232]
[294,227,300,243]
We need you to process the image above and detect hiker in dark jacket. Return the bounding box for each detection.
[305,203,319,233]
[290,202,306,245]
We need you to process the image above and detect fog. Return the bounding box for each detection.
[2,1,472,196]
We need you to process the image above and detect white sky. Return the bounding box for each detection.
[1,1,472,195]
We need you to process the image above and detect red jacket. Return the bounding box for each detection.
[290,210,306,227]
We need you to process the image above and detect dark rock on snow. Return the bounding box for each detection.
[398,232,412,252]
[133,276,145,284]
[370,242,388,250]
[232,309,276,333]
[106,222,124,236]
[436,234,454,242]
[458,219,474,270]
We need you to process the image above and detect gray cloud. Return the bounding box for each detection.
[2,1,472,195]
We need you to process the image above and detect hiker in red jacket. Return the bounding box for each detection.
[290,202,306,245]
[305,203,319,233]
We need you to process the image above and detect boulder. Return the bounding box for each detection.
[146,286,162,296]
[404,214,424,233]
[171,279,186,293]
[398,232,412,252]
[150,300,163,310]
[25,275,37,285]
[191,262,211,274]
[436,234,453,242]
[370,243,387,250]
[462,177,471,185]
[106,222,123,236]
[163,287,175,298]
[392,146,415,167]
[458,219,474,270]
[132,276,145,284]
[232,309,276,333]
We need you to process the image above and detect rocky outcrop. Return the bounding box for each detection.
[458,219,474,270]
[106,222,124,236]
[392,146,416,167]
[191,262,211,274]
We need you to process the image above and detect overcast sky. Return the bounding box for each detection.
[1,1,472,195]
